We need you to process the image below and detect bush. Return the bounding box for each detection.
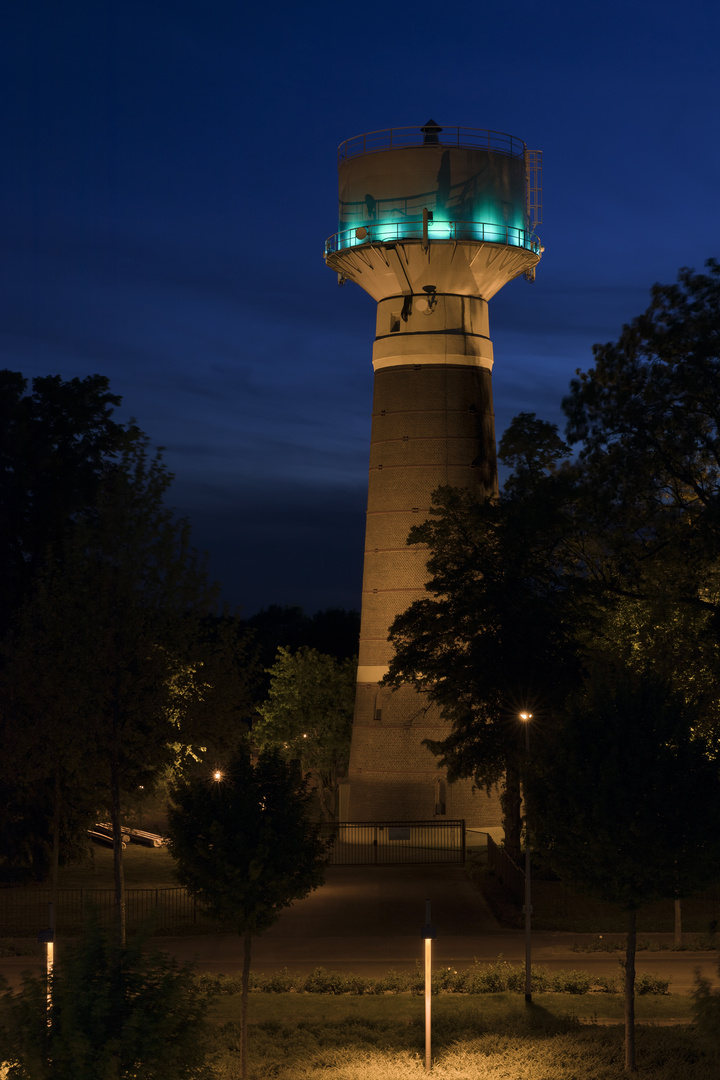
[258,968,303,993]
[196,972,242,995]
[550,969,592,994]
[303,967,353,994]
[0,917,212,1079]
[636,971,670,995]
[192,961,673,999]
[456,963,506,993]
[372,970,412,994]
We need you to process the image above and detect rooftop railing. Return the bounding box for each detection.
[338,126,526,164]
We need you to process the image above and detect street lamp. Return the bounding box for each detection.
[519,712,533,1005]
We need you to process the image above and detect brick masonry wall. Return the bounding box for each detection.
[347,361,501,828]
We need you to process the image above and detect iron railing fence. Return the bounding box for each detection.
[487,835,525,903]
[487,836,720,931]
[2,822,465,933]
[0,887,219,936]
[320,820,465,865]
[338,126,526,163]
[325,220,541,255]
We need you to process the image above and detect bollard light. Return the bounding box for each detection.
[520,712,533,1004]
[421,899,436,1071]
[38,901,55,1023]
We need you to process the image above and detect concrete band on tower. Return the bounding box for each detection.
[325,121,542,826]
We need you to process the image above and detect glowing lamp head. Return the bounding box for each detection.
[212,770,223,782]
[519,712,533,722]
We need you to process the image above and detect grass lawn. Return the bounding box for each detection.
[55,842,178,889]
[204,992,718,1079]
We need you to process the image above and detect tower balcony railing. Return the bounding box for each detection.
[338,126,526,163]
[325,220,541,256]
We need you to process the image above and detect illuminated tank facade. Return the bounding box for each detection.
[325,121,542,824]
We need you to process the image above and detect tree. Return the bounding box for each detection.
[0,916,212,1079]
[384,415,585,858]
[386,260,720,854]
[253,646,355,820]
[526,672,720,1073]
[561,259,720,742]
[563,259,720,533]
[166,747,329,1080]
[0,370,136,633]
[0,433,250,942]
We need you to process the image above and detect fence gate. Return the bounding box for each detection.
[319,820,466,865]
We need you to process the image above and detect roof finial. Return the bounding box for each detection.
[420,118,442,146]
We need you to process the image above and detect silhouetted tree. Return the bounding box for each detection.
[384,416,584,858]
[166,747,329,1080]
[1,434,250,942]
[0,370,137,633]
[526,672,720,1073]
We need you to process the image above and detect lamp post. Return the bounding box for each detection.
[519,712,533,1005]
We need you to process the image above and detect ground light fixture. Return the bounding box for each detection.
[421,899,436,1070]
[38,902,54,1022]
[519,712,533,1003]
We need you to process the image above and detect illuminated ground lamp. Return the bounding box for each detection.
[519,712,533,1004]
[38,902,54,1020]
[421,898,436,1071]
[325,121,543,824]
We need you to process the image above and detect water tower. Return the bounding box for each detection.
[325,121,542,825]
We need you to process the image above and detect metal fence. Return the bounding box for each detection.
[487,836,720,931]
[1,822,465,934]
[487,835,525,902]
[0,887,219,936]
[320,820,466,866]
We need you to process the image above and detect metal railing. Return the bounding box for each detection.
[325,220,541,256]
[0,887,218,936]
[487,835,525,903]
[487,838,720,929]
[320,820,465,865]
[338,126,526,164]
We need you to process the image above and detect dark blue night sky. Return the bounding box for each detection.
[2,0,719,614]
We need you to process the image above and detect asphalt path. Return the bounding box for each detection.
[2,866,718,993]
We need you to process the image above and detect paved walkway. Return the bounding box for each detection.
[2,866,718,993]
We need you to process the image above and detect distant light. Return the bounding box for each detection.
[213,770,223,782]
[302,733,308,738]
[519,712,533,721]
